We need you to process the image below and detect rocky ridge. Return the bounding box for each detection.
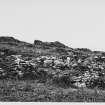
[0,36,105,89]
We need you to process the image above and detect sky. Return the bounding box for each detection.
[0,0,105,51]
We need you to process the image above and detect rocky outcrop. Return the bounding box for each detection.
[0,36,105,89]
[34,40,68,48]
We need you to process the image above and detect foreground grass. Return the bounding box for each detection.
[0,79,105,102]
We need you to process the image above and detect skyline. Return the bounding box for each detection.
[0,35,104,52]
[0,0,105,51]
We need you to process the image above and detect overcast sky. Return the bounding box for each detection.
[0,0,105,51]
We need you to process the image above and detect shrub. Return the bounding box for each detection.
[52,74,72,88]
[86,78,105,89]
[36,69,48,83]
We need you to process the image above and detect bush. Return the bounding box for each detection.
[86,78,105,89]
[52,74,72,88]
[36,69,48,83]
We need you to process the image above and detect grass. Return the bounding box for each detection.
[0,79,105,102]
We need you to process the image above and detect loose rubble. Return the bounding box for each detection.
[0,52,105,89]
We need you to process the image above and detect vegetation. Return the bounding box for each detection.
[0,36,105,102]
[0,80,104,102]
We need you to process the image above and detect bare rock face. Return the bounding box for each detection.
[34,40,68,48]
[34,40,43,45]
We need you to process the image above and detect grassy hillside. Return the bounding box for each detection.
[0,36,105,102]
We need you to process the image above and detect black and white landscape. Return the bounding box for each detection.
[0,0,105,102]
[0,36,105,102]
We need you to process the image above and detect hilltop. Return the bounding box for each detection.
[0,36,72,57]
[0,36,105,101]
[0,36,104,57]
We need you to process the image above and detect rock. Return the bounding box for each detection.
[74,82,86,88]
